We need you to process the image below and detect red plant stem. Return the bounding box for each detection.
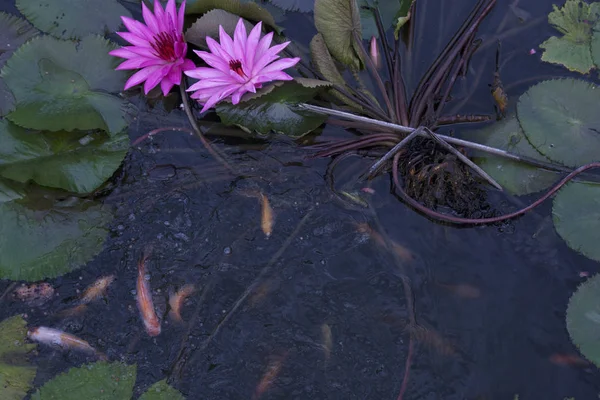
[391,158,600,225]
[397,336,414,400]
[436,114,491,125]
[393,41,410,127]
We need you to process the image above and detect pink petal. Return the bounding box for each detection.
[253,32,273,64]
[116,57,159,70]
[164,0,177,31]
[218,25,235,59]
[109,47,139,59]
[143,64,171,94]
[161,78,174,96]
[124,65,162,90]
[245,21,262,71]
[233,19,248,64]
[185,67,231,80]
[254,71,293,85]
[194,50,231,74]
[188,79,238,90]
[117,31,150,47]
[122,16,154,41]
[142,1,160,34]
[117,45,157,58]
[258,57,300,76]
[200,86,238,113]
[206,37,231,67]
[177,0,186,32]
[153,0,166,32]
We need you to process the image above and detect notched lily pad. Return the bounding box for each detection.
[139,379,185,400]
[466,115,559,196]
[0,120,129,194]
[566,273,600,366]
[314,0,364,69]
[216,81,327,137]
[1,35,128,135]
[0,315,37,400]
[16,0,131,39]
[0,12,38,116]
[517,78,600,168]
[31,362,136,400]
[0,195,113,281]
[185,0,282,33]
[539,0,600,73]
[553,181,600,262]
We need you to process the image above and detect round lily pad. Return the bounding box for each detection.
[314,0,364,69]
[552,181,600,262]
[0,120,129,194]
[566,273,600,367]
[215,81,327,137]
[0,12,38,116]
[0,196,113,281]
[185,9,255,49]
[31,362,136,400]
[0,315,37,400]
[16,0,130,39]
[517,78,600,168]
[466,115,560,195]
[592,21,600,69]
[1,35,128,135]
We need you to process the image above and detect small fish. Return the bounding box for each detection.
[549,353,590,367]
[253,354,286,400]
[13,282,54,306]
[260,193,274,237]
[437,282,481,299]
[61,275,116,317]
[28,326,106,359]
[137,249,161,337]
[321,324,332,361]
[409,325,455,356]
[356,223,415,263]
[168,284,195,323]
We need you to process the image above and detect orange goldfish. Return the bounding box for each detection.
[253,354,286,400]
[168,284,195,323]
[61,275,116,317]
[28,326,106,359]
[356,223,414,263]
[549,353,590,367]
[137,249,161,337]
[260,193,274,237]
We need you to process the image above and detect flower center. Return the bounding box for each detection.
[151,31,178,61]
[229,60,247,78]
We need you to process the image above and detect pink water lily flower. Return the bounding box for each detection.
[109,0,195,96]
[185,18,301,113]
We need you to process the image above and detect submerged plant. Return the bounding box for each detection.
[109,0,195,95]
[185,18,300,112]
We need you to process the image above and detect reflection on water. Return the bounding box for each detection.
[1,0,600,399]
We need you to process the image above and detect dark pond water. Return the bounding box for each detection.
[1,0,599,399]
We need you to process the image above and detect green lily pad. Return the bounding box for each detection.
[466,116,560,195]
[268,0,313,13]
[185,9,255,49]
[539,0,600,73]
[314,0,364,69]
[553,181,600,262]
[186,0,282,34]
[215,81,327,137]
[0,178,25,203]
[31,362,136,400]
[591,21,600,68]
[517,78,600,168]
[0,120,129,194]
[0,315,37,400]
[1,35,128,135]
[139,380,185,400]
[359,0,409,40]
[0,195,113,281]
[0,13,38,117]
[16,0,130,39]
[566,273,600,366]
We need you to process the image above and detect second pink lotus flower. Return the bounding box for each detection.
[185,19,301,113]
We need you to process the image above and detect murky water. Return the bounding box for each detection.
[2,0,599,399]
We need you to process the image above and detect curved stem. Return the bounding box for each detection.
[179,84,236,174]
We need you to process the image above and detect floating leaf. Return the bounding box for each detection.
[0,178,25,203]
[0,13,38,117]
[216,81,327,137]
[517,78,600,168]
[1,35,128,135]
[358,0,407,40]
[0,196,113,281]
[467,116,559,196]
[309,33,363,111]
[31,362,136,400]
[294,77,332,88]
[185,9,255,48]
[539,0,600,73]
[553,181,600,262]
[314,0,364,69]
[186,0,282,33]
[16,0,130,39]
[0,120,129,194]
[0,315,37,400]
[139,380,185,400]
[394,0,415,39]
[566,273,600,366]
[591,20,600,68]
